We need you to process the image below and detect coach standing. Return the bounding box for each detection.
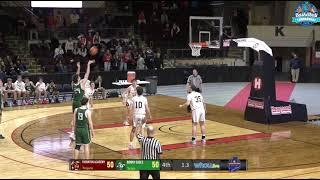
[186,69,203,93]
[290,52,302,83]
[137,125,162,179]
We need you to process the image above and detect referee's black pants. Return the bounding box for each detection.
[140,170,160,179]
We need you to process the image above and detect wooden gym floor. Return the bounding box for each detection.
[1,95,320,178]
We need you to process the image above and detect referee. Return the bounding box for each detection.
[186,69,203,93]
[137,125,162,179]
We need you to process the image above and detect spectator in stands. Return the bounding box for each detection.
[171,22,180,39]
[136,54,145,70]
[162,23,171,40]
[94,75,107,99]
[113,52,121,70]
[155,48,164,70]
[56,59,67,73]
[55,11,64,28]
[24,77,35,105]
[35,77,48,104]
[6,61,18,77]
[14,75,26,106]
[93,32,101,45]
[86,32,93,50]
[29,15,39,40]
[16,59,28,75]
[145,48,155,69]
[290,52,302,83]
[120,51,129,71]
[103,50,112,71]
[78,34,87,47]
[54,44,64,60]
[46,80,60,103]
[0,58,5,72]
[4,78,17,106]
[79,44,87,58]
[47,12,55,34]
[151,11,160,25]
[65,37,74,61]
[160,11,169,25]
[17,14,27,39]
[87,24,95,36]
[138,11,146,25]
[70,10,80,25]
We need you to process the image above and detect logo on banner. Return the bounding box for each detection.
[247,99,264,109]
[228,156,241,172]
[253,77,262,90]
[292,1,320,26]
[271,105,292,115]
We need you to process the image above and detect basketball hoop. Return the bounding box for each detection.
[189,43,202,57]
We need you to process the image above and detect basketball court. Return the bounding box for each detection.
[1,90,320,178]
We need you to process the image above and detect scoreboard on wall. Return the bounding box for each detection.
[70,159,247,172]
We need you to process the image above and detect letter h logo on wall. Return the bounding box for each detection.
[253,77,262,90]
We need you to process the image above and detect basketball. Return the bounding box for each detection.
[89,46,98,56]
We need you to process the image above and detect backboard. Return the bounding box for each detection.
[189,16,223,49]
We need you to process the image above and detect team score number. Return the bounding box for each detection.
[152,161,160,168]
[135,101,143,108]
[106,161,114,169]
[195,96,202,103]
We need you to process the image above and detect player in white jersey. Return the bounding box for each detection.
[84,81,95,109]
[14,75,26,105]
[122,79,139,126]
[179,85,207,145]
[129,86,152,149]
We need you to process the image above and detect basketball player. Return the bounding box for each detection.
[179,85,206,145]
[70,60,94,140]
[35,77,48,104]
[4,78,17,106]
[122,79,139,126]
[84,81,95,109]
[129,86,152,149]
[14,75,26,105]
[24,77,36,105]
[72,97,94,159]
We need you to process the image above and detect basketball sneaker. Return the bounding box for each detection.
[123,121,130,126]
[191,139,196,145]
[0,134,4,139]
[128,142,133,149]
[69,132,75,141]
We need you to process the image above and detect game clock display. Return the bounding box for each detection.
[70,159,247,172]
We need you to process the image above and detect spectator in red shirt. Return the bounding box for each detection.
[78,34,86,47]
[138,11,146,25]
[47,12,55,30]
[86,33,93,49]
[103,50,112,71]
[120,50,130,71]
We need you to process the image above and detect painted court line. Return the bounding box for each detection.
[121,132,271,155]
[61,116,191,132]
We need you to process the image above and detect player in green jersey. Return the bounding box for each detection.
[72,97,94,159]
[70,60,94,141]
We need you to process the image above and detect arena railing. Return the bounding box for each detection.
[29,26,134,41]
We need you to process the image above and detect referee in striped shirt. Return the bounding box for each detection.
[137,125,162,179]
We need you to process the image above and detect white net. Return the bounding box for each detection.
[189,43,202,57]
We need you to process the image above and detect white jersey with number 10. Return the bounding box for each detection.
[132,95,148,116]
